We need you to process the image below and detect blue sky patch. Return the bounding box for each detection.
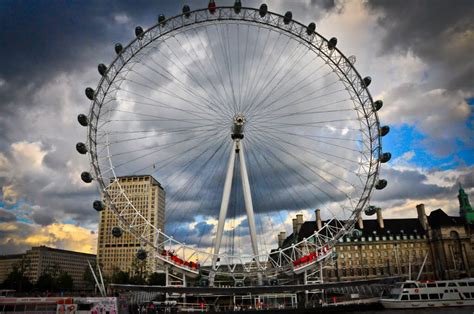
[384,123,472,169]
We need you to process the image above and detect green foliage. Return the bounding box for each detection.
[147,272,165,286]
[129,274,146,285]
[35,263,74,292]
[82,265,96,290]
[131,255,148,278]
[110,268,130,284]
[36,273,55,291]
[129,255,148,285]
[1,261,33,292]
[57,271,74,291]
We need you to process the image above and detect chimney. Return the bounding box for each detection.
[296,214,304,234]
[315,209,322,230]
[376,207,384,229]
[292,218,298,235]
[278,231,286,248]
[416,204,428,230]
[357,212,364,229]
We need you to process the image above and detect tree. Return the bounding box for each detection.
[36,263,73,292]
[1,257,32,292]
[1,267,33,292]
[130,256,148,284]
[82,266,96,290]
[110,268,130,284]
[57,271,74,291]
[147,272,165,286]
[129,273,146,285]
[36,273,55,292]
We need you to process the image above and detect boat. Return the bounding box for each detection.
[380,278,474,309]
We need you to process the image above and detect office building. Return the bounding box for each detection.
[97,175,165,276]
[0,246,96,291]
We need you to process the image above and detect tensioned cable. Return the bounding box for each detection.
[124,67,228,121]
[247,47,321,114]
[165,136,228,236]
[252,133,354,218]
[246,134,342,219]
[243,37,308,116]
[241,28,277,112]
[174,29,236,116]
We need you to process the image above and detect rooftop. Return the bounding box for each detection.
[29,246,96,257]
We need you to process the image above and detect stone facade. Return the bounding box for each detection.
[280,189,474,281]
[97,175,166,276]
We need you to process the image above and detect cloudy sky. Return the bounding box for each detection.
[0,0,473,256]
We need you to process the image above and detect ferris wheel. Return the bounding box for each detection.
[76,1,390,282]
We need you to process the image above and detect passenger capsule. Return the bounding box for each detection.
[77,114,89,127]
[115,43,123,55]
[352,229,362,239]
[136,249,147,260]
[374,100,383,111]
[348,55,356,64]
[208,0,216,14]
[327,37,337,50]
[380,152,392,163]
[375,179,387,190]
[306,22,316,35]
[234,0,242,14]
[85,87,95,100]
[81,171,93,183]
[93,200,105,211]
[362,76,372,88]
[380,125,390,137]
[364,205,377,216]
[158,14,166,25]
[259,4,268,17]
[112,227,123,237]
[135,26,144,39]
[76,142,87,155]
[283,11,292,24]
[98,64,107,76]
[182,5,191,18]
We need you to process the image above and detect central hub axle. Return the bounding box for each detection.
[231,114,245,140]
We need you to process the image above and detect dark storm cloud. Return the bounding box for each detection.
[0,208,16,222]
[373,167,446,202]
[310,0,336,10]
[0,1,179,105]
[366,0,474,91]
[0,0,189,228]
[373,165,474,206]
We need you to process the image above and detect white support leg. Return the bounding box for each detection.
[238,141,259,259]
[213,141,237,267]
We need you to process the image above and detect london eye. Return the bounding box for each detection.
[76,2,390,283]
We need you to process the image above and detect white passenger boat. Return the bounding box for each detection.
[380,278,474,309]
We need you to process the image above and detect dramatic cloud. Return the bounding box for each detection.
[0,0,472,256]
[0,221,97,254]
[366,0,474,92]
